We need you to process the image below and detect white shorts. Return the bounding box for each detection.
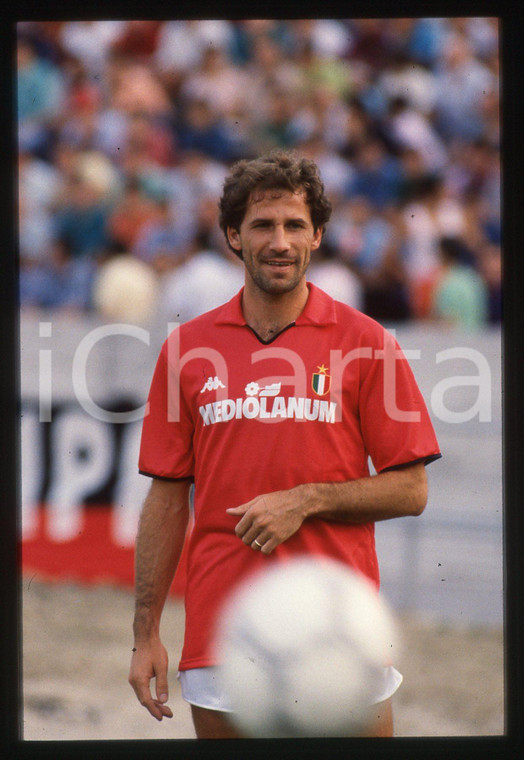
[178,664,403,713]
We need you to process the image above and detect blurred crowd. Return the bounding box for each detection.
[17,18,501,331]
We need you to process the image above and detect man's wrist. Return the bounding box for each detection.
[297,482,328,519]
[133,609,161,642]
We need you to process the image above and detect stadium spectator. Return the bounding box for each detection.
[347,137,402,209]
[384,96,448,173]
[401,175,466,317]
[346,19,391,70]
[51,170,112,260]
[114,131,174,205]
[106,51,172,118]
[228,20,295,66]
[180,46,247,116]
[122,111,176,169]
[132,197,192,273]
[377,50,437,114]
[477,242,502,325]
[396,147,437,204]
[338,96,377,160]
[287,18,353,60]
[328,196,393,269]
[291,84,352,152]
[448,17,499,61]
[18,146,62,217]
[220,102,258,163]
[17,32,66,158]
[156,235,245,325]
[307,239,363,311]
[431,236,488,331]
[154,20,235,96]
[56,60,104,151]
[405,18,446,66]
[325,196,411,321]
[191,193,230,254]
[74,150,122,201]
[242,33,304,127]
[433,31,497,142]
[18,186,55,302]
[20,236,95,312]
[109,20,163,61]
[298,133,355,201]
[360,204,413,322]
[60,20,126,78]
[106,178,163,251]
[292,37,354,100]
[164,150,227,244]
[175,99,239,163]
[252,87,305,153]
[381,18,419,60]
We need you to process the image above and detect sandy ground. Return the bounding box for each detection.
[21,578,504,740]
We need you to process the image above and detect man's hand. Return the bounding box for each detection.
[128,638,173,721]
[226,488,307,555]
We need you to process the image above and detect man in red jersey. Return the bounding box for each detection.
[129,151,441,738]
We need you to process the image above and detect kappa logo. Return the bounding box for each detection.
[200,376,226,393]
[245,382,282,397]
[312,364,331,396]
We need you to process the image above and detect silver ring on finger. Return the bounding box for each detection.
[253,539,263,548]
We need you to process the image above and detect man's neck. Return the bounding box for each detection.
[242,280,309,342]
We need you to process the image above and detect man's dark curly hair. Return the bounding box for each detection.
[218,150,332,258]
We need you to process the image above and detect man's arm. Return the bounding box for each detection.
[128,478,191,721]
[226,462,427,555]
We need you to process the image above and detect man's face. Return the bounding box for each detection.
[227,190,322,296]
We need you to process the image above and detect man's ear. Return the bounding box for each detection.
[311,226,323,251]
[227,227,242,252]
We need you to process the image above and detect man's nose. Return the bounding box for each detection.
[269,225,290,252]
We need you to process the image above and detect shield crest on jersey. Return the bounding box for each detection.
[312,369,331,396]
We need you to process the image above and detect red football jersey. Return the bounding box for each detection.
[139,284,441,670]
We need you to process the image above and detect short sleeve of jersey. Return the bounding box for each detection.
[138,339,195,480]
[358,330,441,473]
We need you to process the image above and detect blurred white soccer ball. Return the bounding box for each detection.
[214,556,398,738]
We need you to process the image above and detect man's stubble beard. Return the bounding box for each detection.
[242,253,311,296]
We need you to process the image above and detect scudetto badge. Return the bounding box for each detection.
[312,365,331,396]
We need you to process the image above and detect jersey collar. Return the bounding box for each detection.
[214,282,337,327]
